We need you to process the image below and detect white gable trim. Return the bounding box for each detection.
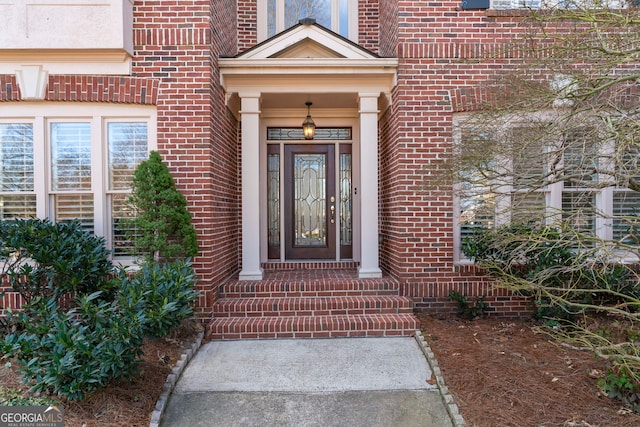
[221,21,397,102]
[237,23,376,60]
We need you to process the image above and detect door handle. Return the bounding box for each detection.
[330,204,335,223]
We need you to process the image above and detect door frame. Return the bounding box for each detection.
[259,114,361,263]
[283,143,336,259]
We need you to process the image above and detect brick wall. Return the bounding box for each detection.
[359,0,381,54]
[0,75,158,104]
[195,0,542,317]
[379,1,561,317]
[131,0,240,319]
[237,0,258,51]
[378,0,398,58]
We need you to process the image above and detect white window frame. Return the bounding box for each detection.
[0,122,38,219]
[453,112,636,264]
[257,0,358,43]
[0,103,157,264]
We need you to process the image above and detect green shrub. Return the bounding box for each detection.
[0,220,200,401]
[462,224,573,285]
[121,260,199,338]
[1,260,199,400]
[462,224,637,316]
[2,292,146,400]
[0,218,117,303]
[0,386,54,406]
[126,151,199,263]
[598,365,640,413]
[448,290,489,319]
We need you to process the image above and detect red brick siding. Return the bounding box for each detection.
[0,75,20,101]
[133,0,240,319]
[237,0,258,52]
[0,75,158,104]
[378,0,398,57]
[228,0,538,317]
[2,1,632,319]
[378,2,566,316]
[359,0,380,54]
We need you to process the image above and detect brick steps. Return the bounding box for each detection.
[209,268,419,339]
[219,280,400,298]
[213,296,413,317]
[209,314,419,340]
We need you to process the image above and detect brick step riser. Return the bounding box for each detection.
[209,330,411,339]
[220,282,400,295]
[219,290,400,298]
[214,308,413,317]
[210,271,418,340]
[222,281,398,287]
[261,262,359,271]
[209,314,419,340]
[213,297,413,317]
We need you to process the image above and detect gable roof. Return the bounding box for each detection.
[233,19,379,60]
[219,18,397,118]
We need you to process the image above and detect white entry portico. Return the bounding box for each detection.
[219,21,397,280]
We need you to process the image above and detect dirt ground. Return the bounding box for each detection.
[418,314,640,427]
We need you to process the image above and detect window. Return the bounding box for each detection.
[454,116,638,262]
[457,130,498,248]
[259,0,357,42]
[108,122,150,257]
[612,144,640,244]
[50,122,93,231]
[0,104,156,262]
[560,129,599,236]
[0,124,36,219]
[510,127,548,225]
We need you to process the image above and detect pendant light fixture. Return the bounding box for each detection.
[302,101,316,140]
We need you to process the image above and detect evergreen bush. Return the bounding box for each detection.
[2,292,147,400]
[0,218,117,303]
[463,224,636,314]
[0,219,200,401]
[119,260,199,338]
[126,151,199,263]
[1,260,199,400]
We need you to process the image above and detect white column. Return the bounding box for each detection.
[239,94,264,280]
[358,93,382,278]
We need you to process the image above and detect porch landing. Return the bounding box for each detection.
[209,263,419,339]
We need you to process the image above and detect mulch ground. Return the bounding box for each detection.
[0,319,202,427]
[2,315,639,426]
[418,314,640,427]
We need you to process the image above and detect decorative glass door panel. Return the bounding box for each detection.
[284,144,335,259]
[339,144,352,259]
[294,153,326,246]
[267,145,281,259]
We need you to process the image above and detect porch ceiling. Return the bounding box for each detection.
[260,92,358,110]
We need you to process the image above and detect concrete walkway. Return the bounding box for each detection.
[160,337,455,427]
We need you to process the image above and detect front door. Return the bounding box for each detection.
[284,144,336,259]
